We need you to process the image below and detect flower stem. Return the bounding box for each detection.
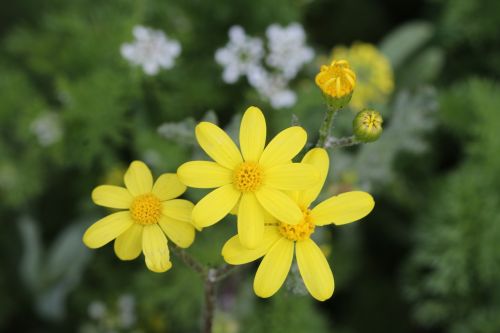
[171,246,207,276]
[316,105,340,148]
[172,247,238,333]
[326,135,361,149]
[202,269,217,333]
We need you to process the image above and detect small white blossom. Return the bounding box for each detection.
[266,23,314,79]
[30,112,62,147]
[121,25,181,75]
[117,294,136,328]
[88,301,107,320]
[248,67,297,109]
[215,26,264,83]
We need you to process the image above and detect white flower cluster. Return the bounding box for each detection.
[121,25,181,76]
[215,23,314,109]
[215,26,264,84]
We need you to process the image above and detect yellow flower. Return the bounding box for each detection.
[331,43,394,110]
[83,161,195,273]
[177,106,319,249]
[222,148,374,301]
[315,59,356,98]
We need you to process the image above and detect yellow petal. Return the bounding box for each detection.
[259,127,307,168]
[83,212,133,249]
[222,226,281,264]
[152,173,186,201]
[255,186,303,225]
[124,161,153,196]
[91,185,133,209]
[162,199,194,223]
[159,215,195,248]
[237,193,265,249]
[145,256,172,273]
[265,163,319,191]
[192,184,241,227]
[310,191,375,226]
[195,122,243,169]
[114,224,143,260]
[296,238,334,301]
[253,237,294,298]
[239,106,266,162]
[177,161,232,188]
[142,224,171,273]
[298,148,329,208]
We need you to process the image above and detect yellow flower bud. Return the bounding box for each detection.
[315,59,356,109]
[353,109,383,142]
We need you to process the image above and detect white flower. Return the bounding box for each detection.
[121,25,181,75]
[215,26,264,83]
[266,23,314,79]
[30,112,62,147]
[248,66,297,109]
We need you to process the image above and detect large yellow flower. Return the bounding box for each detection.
[222,148,374,301]
[83,161,195,273]
[332,43,394,110]
[177,106,319,249]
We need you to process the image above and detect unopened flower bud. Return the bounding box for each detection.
[315,59,356,109]
[353,109,383,142]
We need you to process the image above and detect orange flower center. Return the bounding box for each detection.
[278,209,315,241]
[130,193,162,225]
[233,162,264,192]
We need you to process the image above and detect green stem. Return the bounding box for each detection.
[316,105,340,148]
[326,135,361,149]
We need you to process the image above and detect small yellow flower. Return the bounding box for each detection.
[177,106,319,249]
[315,59,356,99]
[332,43,394,110]
[222,148,374,301]
[83,161,196,273]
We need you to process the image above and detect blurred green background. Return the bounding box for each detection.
[1,0,500,332]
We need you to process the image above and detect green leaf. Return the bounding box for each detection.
[380,21,434,69]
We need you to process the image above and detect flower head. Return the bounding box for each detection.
[121,25,181,76]
[332,43,394,110]
[222,148,375,301]
[315,59,356,99]
[177,106,320,249]
[265,23,314,79]
[83,161,195,273]
[215,26,264,84]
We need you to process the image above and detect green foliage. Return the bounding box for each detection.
[434,0,500,78]
[404,79,500,332]
[18,217,90,320]
[380,21,444,88]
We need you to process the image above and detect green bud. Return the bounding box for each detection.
[353,109,383,142]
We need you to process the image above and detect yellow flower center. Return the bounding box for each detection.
[233,162,264,192]
[278,209,315,241]
[315,59,356,98]
[130,193,162,225]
